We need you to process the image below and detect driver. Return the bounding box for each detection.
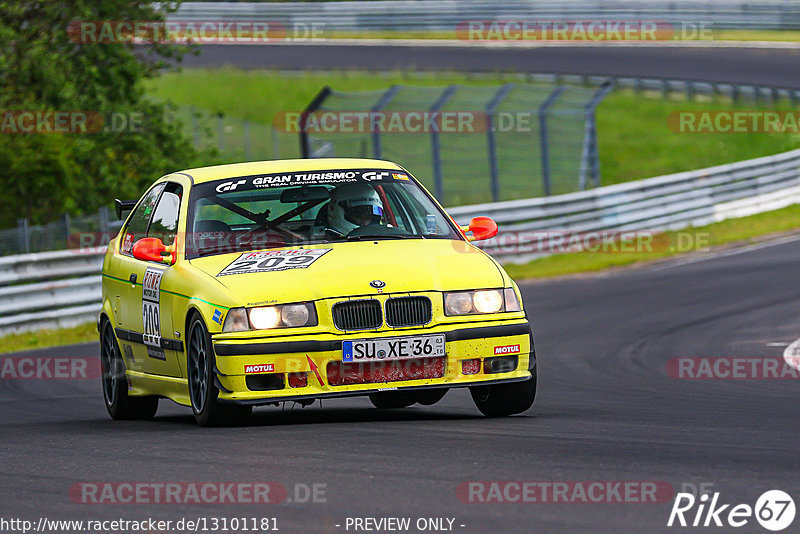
[326,182,385,236]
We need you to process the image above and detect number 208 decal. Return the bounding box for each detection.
[217,249,331,277]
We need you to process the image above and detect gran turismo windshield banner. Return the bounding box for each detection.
[202,169,411,195]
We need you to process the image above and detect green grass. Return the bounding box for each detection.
[504,203,800,280]
[147,69,800,199]
[0,322,98,355]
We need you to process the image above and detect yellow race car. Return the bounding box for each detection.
[99,158,536,426]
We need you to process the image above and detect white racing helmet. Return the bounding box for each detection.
[327,182,384,235]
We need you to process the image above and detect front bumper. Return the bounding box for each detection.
[211,320,534,406]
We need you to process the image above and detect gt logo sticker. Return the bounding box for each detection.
[218,249,331,276]
[244,364,274,374]
[215,179,246,193]
[362,171,390,181]
[494,344,520,355]
[142,267,164,354]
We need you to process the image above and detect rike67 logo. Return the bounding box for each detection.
[668,490,795,531]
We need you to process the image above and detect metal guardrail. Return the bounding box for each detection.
[173,1,800,31]
[1,148,799,334]
[0,249,105,334]
[449,148,800,262]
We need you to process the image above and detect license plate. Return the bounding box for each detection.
[342,334,445,362]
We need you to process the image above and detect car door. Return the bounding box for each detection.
[108,182,165,374]
[134,181,185,378]
[113,181,185,378]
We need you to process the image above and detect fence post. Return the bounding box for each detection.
[99,206,110,235]
[486,83,514,202]
[272,127,280,159]
[244,120,251,161]
[538,86,565,197]
[300,86,333,158]
[17,218,29,254]
[429,85,458,202]
[579,81,615,190]
[62,213,71,245]
[370,85,401,159]
[217,114,224,153]
[190,105,199,147]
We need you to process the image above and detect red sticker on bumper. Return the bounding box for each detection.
[244,363,275,374]
[494,344,521,355]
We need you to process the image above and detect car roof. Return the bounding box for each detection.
[173,158,405,184]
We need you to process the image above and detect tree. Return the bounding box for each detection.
[0,0,198,227]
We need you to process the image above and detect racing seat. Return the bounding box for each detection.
[193,219,234,255]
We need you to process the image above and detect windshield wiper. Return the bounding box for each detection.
[346,234,420,241]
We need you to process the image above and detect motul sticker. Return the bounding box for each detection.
[244,363,275,374]
[494,344,520,355]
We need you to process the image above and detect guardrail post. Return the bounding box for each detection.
[300,86,333,158]
[17,218,29,254]
[486,83,514,202]
[538,86,565,196]
[370,85,401,159]
[430,85,458,202]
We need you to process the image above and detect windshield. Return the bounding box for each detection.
[186,168,462,258]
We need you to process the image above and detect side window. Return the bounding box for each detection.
[121,183,165,256]
[148,183,183,246]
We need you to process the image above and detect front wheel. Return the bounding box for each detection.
[100,319,158,420]
[470,367,537,417]
[187,314,252,427]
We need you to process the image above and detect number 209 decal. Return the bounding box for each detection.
[217,249,331,277]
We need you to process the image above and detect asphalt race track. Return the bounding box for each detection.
[181,44,800,88]
[3,237,799,533]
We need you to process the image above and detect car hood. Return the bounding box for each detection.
[188,239,506,305]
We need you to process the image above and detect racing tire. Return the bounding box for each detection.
[100,319,158,420]
[368,391,417,409]
[187,314,252,427]
[415,388,448,406]
[469,367,537,417]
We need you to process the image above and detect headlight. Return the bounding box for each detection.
[443,289,521,316]
[249,306,281,330]
[473,290,503,313]
[222,303,317,332]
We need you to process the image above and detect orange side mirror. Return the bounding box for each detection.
[461,216,499,242]
[132,237,174,264]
